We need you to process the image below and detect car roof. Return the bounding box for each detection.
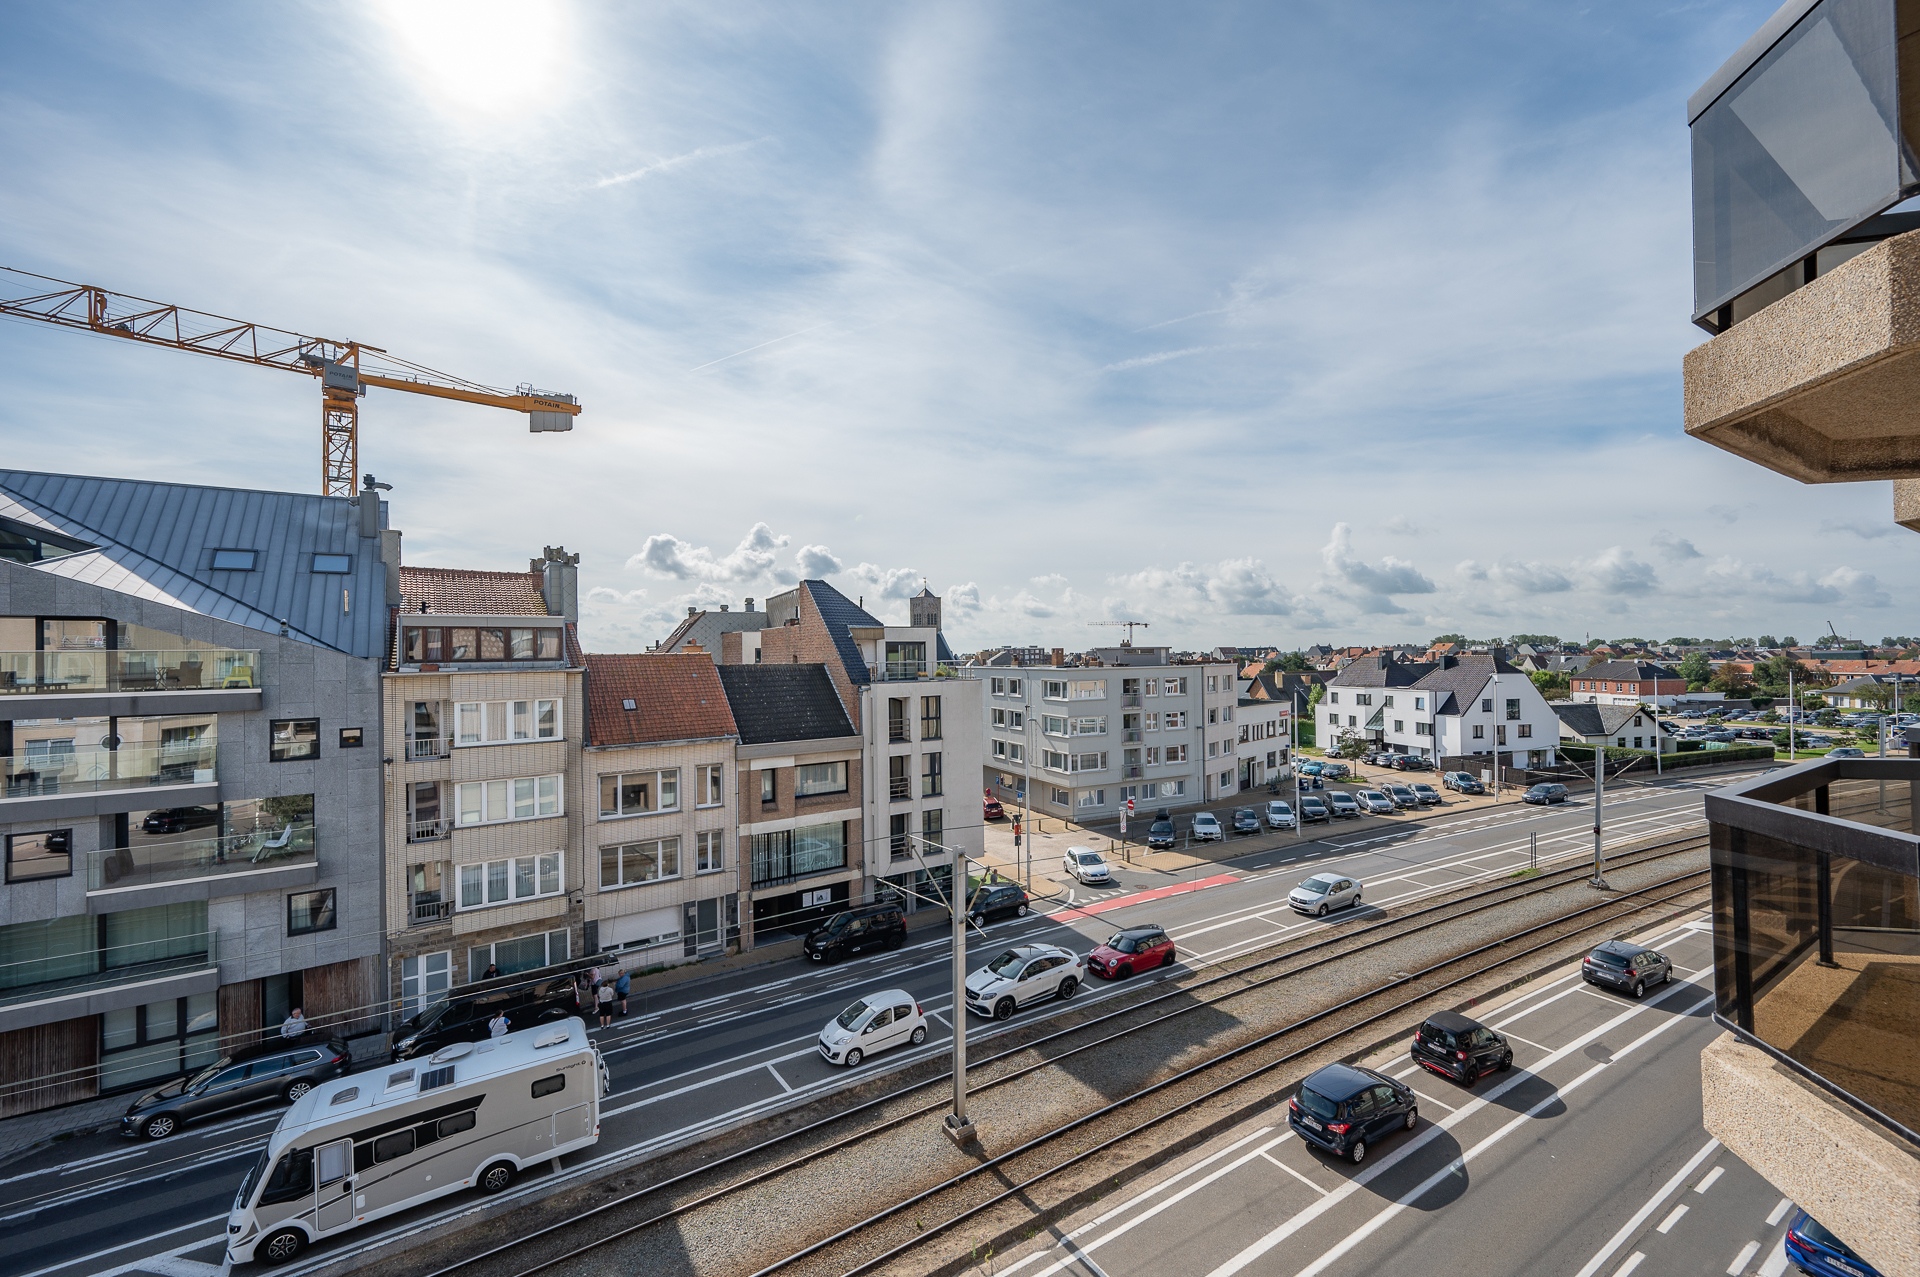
[1194,811,1219,819]
[228,1036,341,1063]
[1108,925,1163,939]
[1422,1009,1483,1032]
[1595,939,1647,956]
[1300,1062,1379,1100]
[1066,844,1101,856]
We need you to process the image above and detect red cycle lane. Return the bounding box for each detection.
[1046,872,1242,923]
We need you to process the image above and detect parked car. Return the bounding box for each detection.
[141,805,221,835]
[1383,783,1420,810]
[1298,760,1325,777]
[1298,795,1330,823]
[1287,1063,1418,1164]
[1319,762,1351,780]
[1391,754,1432,771]
[1327,791,1361,818]
[804,902,908,962]
[1288,871,1361,916]
[1784,1211,1884,1277]
[1409,783,1442,806]
[964,943,1085,1018]
[1191,812,1224,842]
[1442,771,1485,794]
[1355,790,1395,815]
[983,794,1005,820]
[817,990,928,1067]
[1146,818,1176,849]
[392,976,580,1060]
[1410,1010,1512,1084]
[1522,782,1570,805]
[1087,925,1175,979]
[1581,939,1673,998]
[1827,746,1868,758]
[969,882,1032,925]
[1063,846,1113,885]
[1266,800,1297,830]
[124,1037,352,1139]
[1231,807,1261,835]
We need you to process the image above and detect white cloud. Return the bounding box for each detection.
[1321,523,1436,599]
[850,562,922,599]
[1702,558,1891,608]
[1384,517,1423,536]
[592,139,764,190]
[1651,530,1702,560]
[1030,573,1068,589]
[627,523,791,582]
[1488,560,1574,594]
[794,544,844,577]
[1579,546,1658,596]
[1818,519,1898,540]
[947,581,982,612]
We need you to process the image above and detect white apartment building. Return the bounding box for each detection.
[1324,653,1560,769]
[977,647,1241,820]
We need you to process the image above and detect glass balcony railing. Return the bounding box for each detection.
[4,741,217,799]
[0,930,217,1009]
[0,649,258,695]
[881,660,928,681]
[1707,757,1920,1145]
[87,823,316,891]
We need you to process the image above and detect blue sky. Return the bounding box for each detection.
[1,1,1911,651]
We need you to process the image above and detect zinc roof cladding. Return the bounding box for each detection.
[1411,654,1519,717]
[715,663,856,744]
[1326,652,1434,689]
[801,580,882,685]
[1553,702,1658,738]
[0,469,385,658]
[585,653,737,746]
[1579,660,1680,682]
[399,566,548,616]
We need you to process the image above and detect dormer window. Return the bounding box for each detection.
[210,549,257,571]
[312,554,352,573]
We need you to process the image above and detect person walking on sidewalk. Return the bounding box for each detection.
[614,968,631,1017]
[596,981,615,1028]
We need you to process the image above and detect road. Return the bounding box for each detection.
[0,771,1744,1277]
[980,913,1804,1277]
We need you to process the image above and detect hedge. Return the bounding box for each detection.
[1559,743,1773,769]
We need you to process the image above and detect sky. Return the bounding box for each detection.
[1,1,1913,653]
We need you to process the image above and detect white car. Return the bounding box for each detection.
[964,944,1087,1020]
[817,989,928,1067]
[1063,846,1113,884]
[1288,872,1362,917]
[1191,812,1224,842]
[1266,800,1297,830]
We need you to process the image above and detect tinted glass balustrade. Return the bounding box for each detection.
[3,740,218,798]
[0,648,258,694]
[87,821,316,890]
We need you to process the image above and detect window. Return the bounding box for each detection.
[1043,680,1068,700]
[1164,711,1187,729]
[1145,746,1160,765]
[1415,697,1425,710]
[921,808,944,851]
[270,719,319,762]
[1071,716,1106,735]
[1382,695,1394,708]
[1069,680,1106,700]
[889,754,910,799]
[991,708,1007,728]
[992,740,1007,759]
[1517,723,1533,738]
[1071,751,1106,772]
[338,727,363,748]
[1145,679,1158,696]
[890,812,911,859]
[287,889,336,935]
[1472,724,1485,739]
[1209,708,1218,724]
[1007,678,1022,696]
[1207,676,1218,692]
[1049,787,1070,805]
[1043,715,1069,736]
[1355,694,1372,706]
[454,699,561,745]
[401,626,561,664]
[311,554,352,573]
[6,829,71,882]
[1004,742,1024,763]
[1220,770,1232,788]
[1481,698,1493,713]
[1043,749,1071,772]
[401,951,451,1019]
[1330,692,1340,704]
[990,678,1006,696]
[459,852,564,908]
[922,752,943,796]
[1122,679,1140,695]
[598,770,676,817]
[1506,699,1521,721]
[459,775,563,825]
[1165,677,1188,695]
[1416,722,1432,736]
[1163,779,1186,797]
[600,839,680,888]
[1618,737,1628,748]
[100,991,220,1091]
[210,549,257,571]
[888,697,908,743]
[1077,789,1107,808]
[467,929,568,981]
[697,764,724,807]
[761,769,776,804]
[920,695,942,739]
[795,761,846,796]
[696,830,724,872]
[531,1074,566,1099]
[1165,744,1188,763]
[1208,741,1219,757]
[1145,712,1159,731]
[1496,725,1507,745]
[1393,720,1404,733]
[749,822,847,886]
[1007,709,1024,729]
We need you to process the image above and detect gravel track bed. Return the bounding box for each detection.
[390,837,1704,1277]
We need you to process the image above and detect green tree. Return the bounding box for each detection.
[1307,682,1326,711]
[1754,654,1805,692]
[1530,669,1569,699]
[1269,651,1312,673]
[1757,635,1778,648]
[1330,728,1370,759]
[1508,633,1560,648]
[1780,635,1798,647]
[1711,664,1754,695]
[1678,652,1713,686]
[1430,633,1466,647]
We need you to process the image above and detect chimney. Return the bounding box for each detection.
[536,546,579,622]
[688,606,699,617]
[719,604,729,612]
[744,598,755,612]
[1051,648,1065,667]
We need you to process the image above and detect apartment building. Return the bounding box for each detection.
[1324,653,1560,769]
[978,647,1241,820]
[0,472,386,1117]
[383,550,584,1021]
[581,653,739,966]
[1234,695,1292,791]
[1570,660,1685,707]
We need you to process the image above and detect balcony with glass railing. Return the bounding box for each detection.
[86,822,316,892]
[0,649,258,696]
[0,928,217,1012]
[4,740,217,800]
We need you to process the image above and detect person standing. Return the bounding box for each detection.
[488,1010,510,1039]
[614,968,631,1017]
[280,1007,307,1040]
[595,981,615,1029]
[481,962,501,981]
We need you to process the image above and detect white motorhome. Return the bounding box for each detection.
[226,1018,606,1265]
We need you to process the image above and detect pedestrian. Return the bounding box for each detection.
[596,981,615,1029]
[614,968,631,1016]
[587,963,601,990]
[280,1007,307,1039]
[488,1010,510,1038]
[481,962,501,981]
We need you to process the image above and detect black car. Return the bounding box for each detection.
[1146,819,1176,849]
[1287,1063,1418,1164]
[1298,795,1330,823]
[141,805,221,835]
[1442,771,1485,794]
[1410,1010,1512,1084]
[391,976,580,1060]
[804,903,907,962]
[1230,807,1261,835]
[1522,783,1569,805]
[969,882,1031,925]
[1394,755,1432,771]
[1581,939,1674,998]
[123,1036,351,1139]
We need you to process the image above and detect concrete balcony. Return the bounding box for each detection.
[0,648,260,718]
[1684,230,1920,487]
[1,742,219,823]
[84,825,317,911]
[0,931,219,1035]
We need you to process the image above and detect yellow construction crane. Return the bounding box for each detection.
[0,266,580,496]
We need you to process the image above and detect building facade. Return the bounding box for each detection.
[0,472,387,1116]
[1551,703,1674,755]
[1325,653,1560,769]
[1570,660,1685,707]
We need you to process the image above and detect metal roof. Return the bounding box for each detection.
[0,469,387,657]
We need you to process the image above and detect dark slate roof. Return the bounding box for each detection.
[803,580,882,685]
[1327,652,1433,689]
[586,653,737,746]
[716,664,856,744]
[0,469,387,658]
[1412,654,1518,715]
[1579,660,1679,681]
[1553,702,1666,737]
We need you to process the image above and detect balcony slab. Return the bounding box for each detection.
[0,686,261,720]
[0,961,219,1036]
[0,780,220,825]
[85,859,318,912]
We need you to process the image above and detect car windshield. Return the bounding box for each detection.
[987,950,1027,976]
[1196,815,1216,825]
[236,1149,269,1207]
[1589,950,1629,969]
[1296,1085,1338,1120]
[185,1058,231,1090]
[1298,876,1334,894]
[1108,934,1140,954]
[824,913,851,933]
[835,999,870,1029]
[1272,803,1291,813]
[1077,852,1102,864]
[1151,821,1172,832]
[1795,1217,1859,1257]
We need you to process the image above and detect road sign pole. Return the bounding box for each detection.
[944,849,976,1145]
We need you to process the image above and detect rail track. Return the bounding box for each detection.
[403,831,1708,1277]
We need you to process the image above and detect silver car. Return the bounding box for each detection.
[1288,872,1362,917]
[1355,790,1396,815]
[1266,800,1297,830]
[1063,846,1113,884]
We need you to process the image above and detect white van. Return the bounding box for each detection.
[226,1018,606,1265]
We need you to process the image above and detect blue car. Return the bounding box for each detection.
[1298,760,1325,777]
[1784,1212,1881,1277]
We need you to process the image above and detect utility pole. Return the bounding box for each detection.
[1021,688,1034,891]
[944,848,976,1145]
[1789,667,1797,760]
[1589,747,1609,890]
[1651,663,1663,777]
[1292,694,1302,839]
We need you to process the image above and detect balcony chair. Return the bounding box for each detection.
[249,823,297,863]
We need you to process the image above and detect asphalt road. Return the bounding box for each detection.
[0,771,1750,1277]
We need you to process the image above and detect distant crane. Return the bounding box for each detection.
[1089,620,1151,646]
[0,266,581,496]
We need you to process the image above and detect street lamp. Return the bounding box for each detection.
[891,831,979,1146]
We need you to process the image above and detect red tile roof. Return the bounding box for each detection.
[586,653,737,746]
[399,566,550,616]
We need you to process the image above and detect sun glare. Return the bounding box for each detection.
[372,0,570,119]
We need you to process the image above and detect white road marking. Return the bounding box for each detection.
[1755,1238,1790,1277]
[1569,1137,1723,1277]
[1260,1150,1328,1195]
[1611,1254,1645,1277]
[765,1063,793,1093]
[9,1213,227,1277]
[1657,1204,1689,1233]
[1765,1197,1793,1226]
[1727,1240,1760,1274]
[1695,1165,1726,1194]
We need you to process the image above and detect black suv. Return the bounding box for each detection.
[1146,819,1176,849]
[1582,940,1674,998]
[391,975,580,1060]
[1410,1010,1512,1084]
[141,805,221,835]
[122,1036,351,1139]
[968,883,1031,925]
[1231,807,1261,835]
[804,903,907,963]
[1298,795,1330,823]
[1287,1063,1418,1164]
